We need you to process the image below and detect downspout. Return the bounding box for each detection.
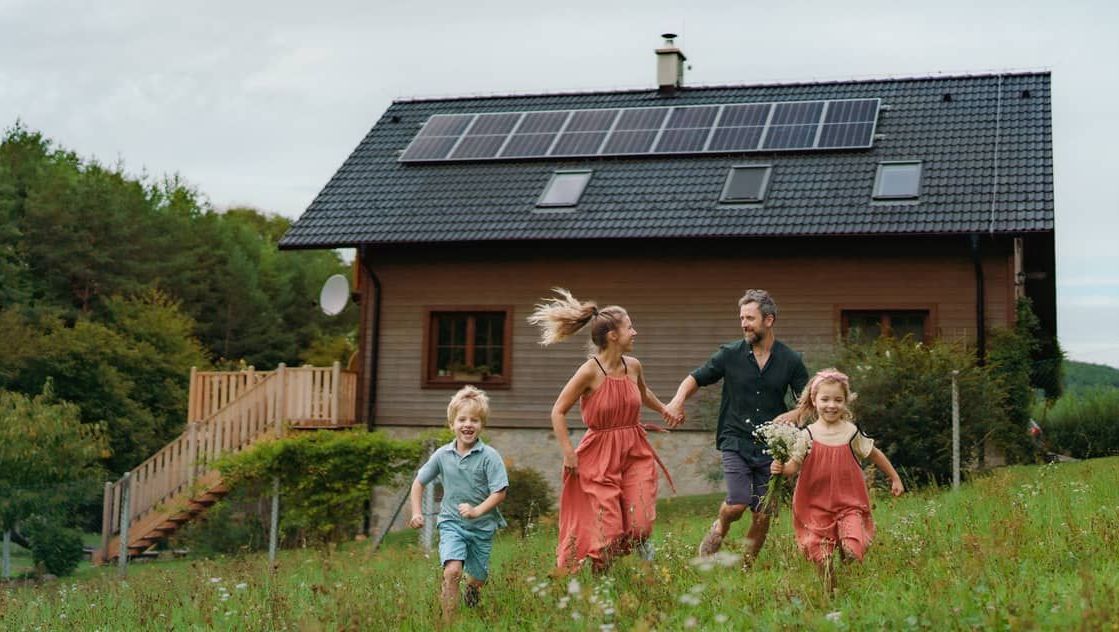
[972,74,1002,367]
[361,249,383,429]
[970,234,987,366]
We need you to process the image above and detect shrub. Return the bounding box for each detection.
[834,336,1023,486]
[501,466,555,537]
[215,430,424,546]
[1040,387,1119,459]
[24,516,85,577]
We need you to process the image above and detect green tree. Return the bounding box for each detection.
[0,385,106,533]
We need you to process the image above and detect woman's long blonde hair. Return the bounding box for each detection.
[526,288,627,351]
[790,368,857,424]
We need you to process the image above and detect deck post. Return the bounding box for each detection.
[331,361,342,426]
[188,366,198,423]
[118,472,132,576]
[276,363,287,439]
[100,481,113,564]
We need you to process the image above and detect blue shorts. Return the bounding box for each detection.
[721,450,771,511]
[438,521,495,582]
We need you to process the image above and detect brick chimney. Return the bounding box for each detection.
[656,33,686,95]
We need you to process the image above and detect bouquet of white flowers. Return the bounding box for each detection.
[753,420,807,515]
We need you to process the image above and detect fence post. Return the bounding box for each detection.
[951,370,961,490]
[118,472,132,576]
[2,530,10,580]
[100,481,113,564]
[269,477,280,568]
[331,361,342,426]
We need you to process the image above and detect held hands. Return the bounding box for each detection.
[664,398,686,428]
[770,460,785,476]
[408,513,424,529]
[457,503,478,519]
[562,450,579,473]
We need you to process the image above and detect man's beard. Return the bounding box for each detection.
[744,326,767,344]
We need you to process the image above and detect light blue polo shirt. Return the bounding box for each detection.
[416,439,509,532]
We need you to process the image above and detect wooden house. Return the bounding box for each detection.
[278,39,1056,497]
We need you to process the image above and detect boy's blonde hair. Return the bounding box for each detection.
[447,385,490,425]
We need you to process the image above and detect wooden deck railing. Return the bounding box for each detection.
[100,362,357,558]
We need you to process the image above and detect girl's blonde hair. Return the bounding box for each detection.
[447,385,490,425]
[526,288,627,352]
[791,368,857,424]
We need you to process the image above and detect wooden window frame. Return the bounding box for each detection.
[422,306,514,389]
[836,304,937,344]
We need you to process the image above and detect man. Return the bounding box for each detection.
[666,289,808,567]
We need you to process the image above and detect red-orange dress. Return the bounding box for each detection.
[791,429,876,562]
[555,369,672,570]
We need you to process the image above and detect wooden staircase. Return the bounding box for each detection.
[96,363,358,563]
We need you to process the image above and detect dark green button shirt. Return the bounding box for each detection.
[690,339,809,465]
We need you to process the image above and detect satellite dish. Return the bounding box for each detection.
[319,274,350,316]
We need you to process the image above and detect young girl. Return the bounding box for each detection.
[770,368,904,592]
[409,386,508,623]
[528,288,677,572]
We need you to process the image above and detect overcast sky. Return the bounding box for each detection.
[2,0,1117,368]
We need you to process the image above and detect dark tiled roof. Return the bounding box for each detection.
[280,72,1053,249]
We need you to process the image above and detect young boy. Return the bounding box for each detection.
[409,385,508,623]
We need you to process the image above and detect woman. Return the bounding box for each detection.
[528,288,676,572]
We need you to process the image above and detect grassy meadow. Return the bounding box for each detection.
[3,458,1119,630]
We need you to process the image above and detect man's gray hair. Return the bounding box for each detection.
[738,289,778,320]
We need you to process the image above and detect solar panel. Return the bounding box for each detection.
[816,99,879,149]
[551,110,617,156]
[398,99,880,162]
[763,101,825,149]
[707,103,770,152]
[602,108,667,154]
[450,113,520,159]
[400,114,475,161]
[499,111,569,158]
[654,106,718,152]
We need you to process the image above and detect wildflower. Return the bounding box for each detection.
[684,616,697,628]
[210,577,222,583]
[715,614,728,623]
[754,421,804,512]
[826,611,842,622]
[567,578,582,595]
[557,596,570,609]
[678,594,700,606]
[235,583,248,590]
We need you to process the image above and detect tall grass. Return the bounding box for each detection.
[3,459,1118,630]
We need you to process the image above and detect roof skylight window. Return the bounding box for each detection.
[874,161,922,199]
[720,165,772,203]
[537,170,591,208]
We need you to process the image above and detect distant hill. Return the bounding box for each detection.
[1065,360,1119,391]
